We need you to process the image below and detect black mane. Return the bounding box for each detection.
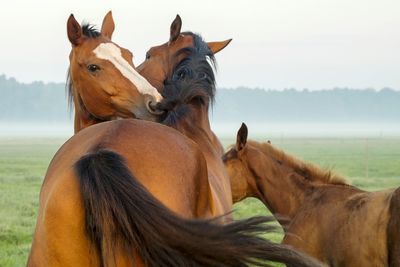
[82,23,101,38]
[66,71,73,110]
[157,32,217,126]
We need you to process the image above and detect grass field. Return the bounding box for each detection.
[1,136,400,266]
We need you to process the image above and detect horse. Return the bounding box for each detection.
[223,123,400,267]
[27,14,322,267]
[148,26,236,218]
[137,14,230,157]
[66,12,163,133]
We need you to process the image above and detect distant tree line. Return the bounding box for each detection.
[214,87,400,123]
[1,75,399,123]
[0,75,70,122]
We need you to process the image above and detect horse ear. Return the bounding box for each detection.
[67,14,83,46]
[207,39,232,54]
[170,14,182,42]
[101,11,115,39]
[236,123,248,151]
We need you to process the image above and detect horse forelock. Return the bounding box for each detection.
[82,23,101,38]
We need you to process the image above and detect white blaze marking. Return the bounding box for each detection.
[93,43,162,102]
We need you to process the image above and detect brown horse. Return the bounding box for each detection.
[138,15,230,157]
[149,24,236,217]
[66,12,163,133]
[223,123,400,266]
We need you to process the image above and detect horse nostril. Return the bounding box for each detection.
[146,99,164,115]
[148,101,156,111]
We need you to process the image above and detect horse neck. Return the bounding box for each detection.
[73,111,101,133]
[175,104,223,157]
[247,152,311,226]
[197,106,224,156]
[173,104,233,214]
[73,94,103,133]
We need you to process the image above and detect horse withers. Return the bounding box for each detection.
[223,123,400,266]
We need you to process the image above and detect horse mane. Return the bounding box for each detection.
[156,32,216,126]
[248,140,348,186]
[66,23,101,110]
[82,23,101,38]
[66,71,74,110]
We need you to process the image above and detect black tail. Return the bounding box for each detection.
[75,149,321,267]
[388,187,400,266]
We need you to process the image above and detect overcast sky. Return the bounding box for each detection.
[0,0,399,90]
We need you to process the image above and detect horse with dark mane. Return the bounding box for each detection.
[224,123,400,267]
[153,29,234,218]
[138,15,229,156]
[27,13,322,267]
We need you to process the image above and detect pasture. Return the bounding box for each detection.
[1,136,400,266]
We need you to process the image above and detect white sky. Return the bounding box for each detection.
[0,0,399,90]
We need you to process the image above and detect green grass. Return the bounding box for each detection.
[1,137,400,266]
[0,138,66,267]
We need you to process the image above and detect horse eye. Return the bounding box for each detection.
[87,64,101,73]
[198,73,207,79]
[145,52,151,60]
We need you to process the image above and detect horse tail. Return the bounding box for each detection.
[387,187,400,266]
[75,149,320,267]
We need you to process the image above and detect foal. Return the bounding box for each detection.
[224,123,400,266]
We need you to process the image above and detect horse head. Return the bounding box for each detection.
[67,11,163,132]
[137,15,232,91]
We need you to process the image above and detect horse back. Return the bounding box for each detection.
[388,186,400,266]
